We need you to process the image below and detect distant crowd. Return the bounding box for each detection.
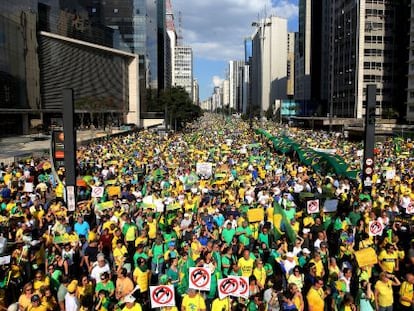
[0,114,413,311]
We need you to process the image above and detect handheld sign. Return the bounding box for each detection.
[150,285,175,308]
[307,199,320,214]
[368,220,384,236]
[91,186,104,198]
[237,276,249,299]
[189,267,211,291]
[218,277,239,299]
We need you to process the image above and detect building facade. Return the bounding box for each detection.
[287,32,295,98]
[328,0,409,119]
[251,16,288,113]
[229,60,245,112]
[0,0,142,135]
[174,46,193,100]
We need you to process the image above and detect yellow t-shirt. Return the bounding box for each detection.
[122,303,142,311]
[309,259,324,277]
[375,279,393,307]
[253,267,266,287]
[181,294,206,311]
[113,246,128,267]
[238,257,254,277]
[399,281,414,307]
[147,220,157,239]
[378,250,397,273]
[211,297,230,311]
[133,267,150,292]
[306,287,324,311]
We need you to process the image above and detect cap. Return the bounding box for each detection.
[124,295,136,303]
[67,280,78,293]
[184,213,190,218]
[168,241,175,247]
[286,252,294,258]
[302,228,311,234]
[302,248,311,255]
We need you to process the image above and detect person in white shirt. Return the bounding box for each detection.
[90,253,111,283]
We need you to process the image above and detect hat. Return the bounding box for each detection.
[302,228,310,234]
[302,248,311,255]
[184,213,190,218]
[168,241,175,247]
[122,199,128,204]
[124,295,136,303]
[286,252,294,258]
[67,280,78,293]
[31,294,40,302]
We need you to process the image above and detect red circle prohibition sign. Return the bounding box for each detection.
[152,286,174,305]
[370,221,382,235]
[190,268,210,288]
[238,277,248,295]
[219,278,239,295]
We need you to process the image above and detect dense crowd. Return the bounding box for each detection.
[0,114,413,311]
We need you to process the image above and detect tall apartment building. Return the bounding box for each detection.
[407,1,414,122]
[251,16,288,113]
[229,60,245,112]
[222,79,230,109]
[193,79,199,105]
[328,0,409,119]
[295,0,325,115]
[174,46,193,100]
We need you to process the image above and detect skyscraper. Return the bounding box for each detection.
[174,46,193,100]
[251,16,288,113]
[328,0,409,119]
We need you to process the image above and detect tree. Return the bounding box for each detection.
[157,86,203,130]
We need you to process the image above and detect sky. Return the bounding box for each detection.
[173,0,299,101]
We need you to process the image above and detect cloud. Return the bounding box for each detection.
[212,75,224,87]
[173,0,298,61]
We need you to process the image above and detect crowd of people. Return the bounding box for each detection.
[0,114,413,311]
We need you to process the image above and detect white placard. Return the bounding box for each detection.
[66,186,76,211]
[149,285,175,308]
[91,186,104,198]
[368,220,384,236]
[23,182,34,193]
[189,267,211,291]
[196,162,213,178]
[385,169,395,180]
[307,199,320,214]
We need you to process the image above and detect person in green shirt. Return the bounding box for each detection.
[221,247,235,277]
[236,221,253,247]
[221,222,236,245]
[151,238,165,275]
[95,272,115,298]
[133,244,149,269]
[258,227,270,248]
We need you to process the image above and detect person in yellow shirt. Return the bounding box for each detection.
[211,296,231,311]
[308,253,325,278]
[374,272,401,310]
[399,272,414,311]
[27,294,47,311]
[113,240,128,268]
[237,249,255,277]
[181,288,206,311]
[306,277,327,311]
[253,260,267,290]
[33,271,50,293]
[146,214,157,240]
[133,258,150,298]
[122,295,142,311]
[378,243,399,274]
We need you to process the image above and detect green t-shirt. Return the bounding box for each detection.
[95,280,115,294]
[221,228,235,245]
[133,252,149,268]
[258,233,270,247]
[151,243,165,264]
[236,226,252,246]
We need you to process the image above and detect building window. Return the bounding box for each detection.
[410,91,414,98]
[92,7,96,13]
[113,8,119,13]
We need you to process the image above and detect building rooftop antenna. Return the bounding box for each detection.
[177,10,183,45]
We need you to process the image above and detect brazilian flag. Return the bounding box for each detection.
[273,201,297,243]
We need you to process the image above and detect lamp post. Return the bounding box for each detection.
[252,18,271,128]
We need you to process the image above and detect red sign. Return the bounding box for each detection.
[369,220,384,236]
[189,267,211,291]
[150,285,175,308]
